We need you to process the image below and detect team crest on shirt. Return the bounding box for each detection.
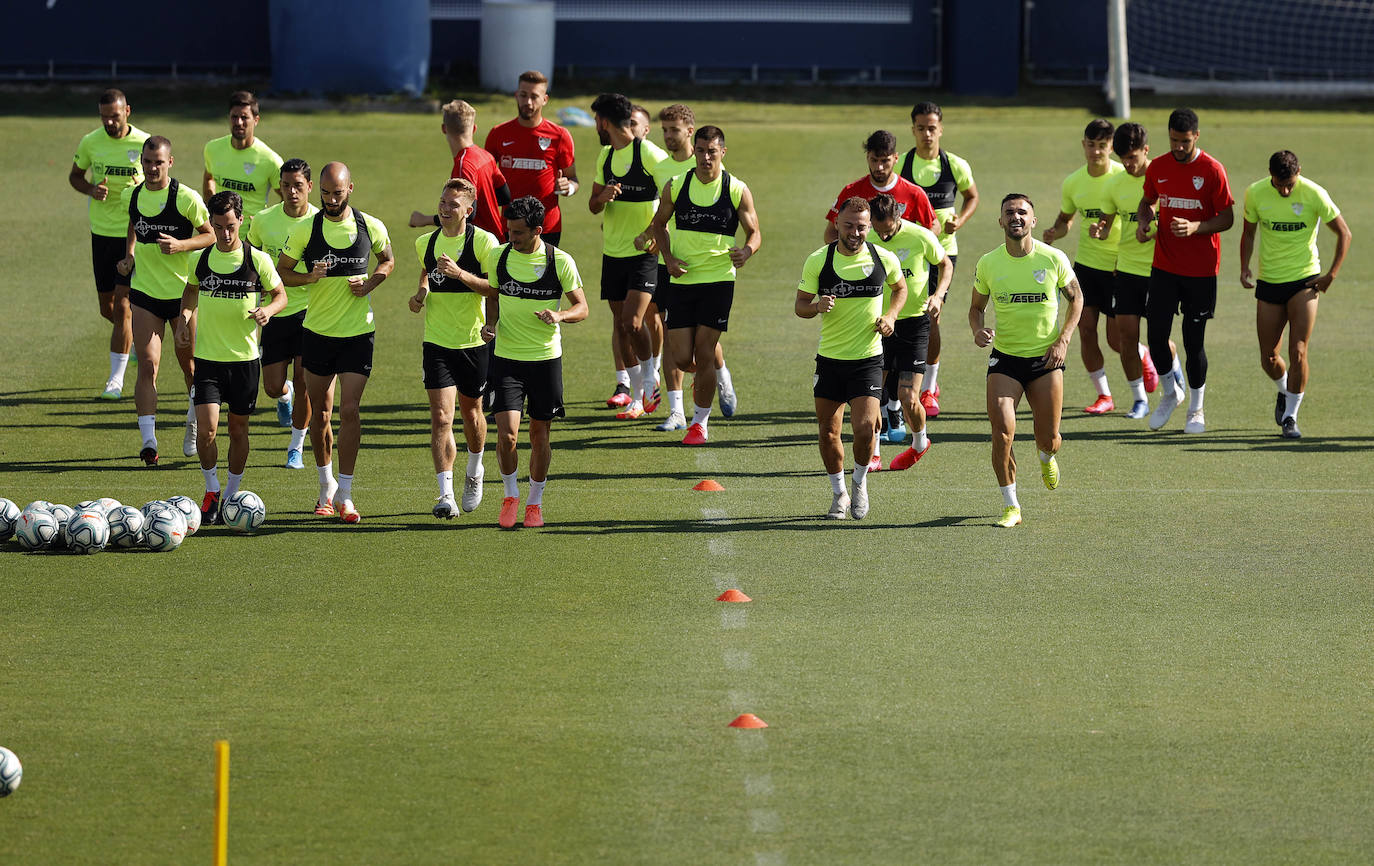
[896,203,908,216]
[243,162,256,175]
[1292,202,1304,216]
[537,137,552,150]
[127,150,138,162]
[858,262,874,278]
[895,248,910,262]
[1032,268,1046,284]
[1192,176,1204,190]
[532,261,547,278]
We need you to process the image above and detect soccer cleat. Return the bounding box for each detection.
[334,498,361,524]
[183,417,198,457]
[314,499,336,517]
[99,380,122,400]
[826,491,850,520]
[523,503,544,528]
[919,389,940,418]
[1126,399,1150,419]
[888,441,931,471]
[718,379,738,418]
[139,446,159,467]
[1184,410,1206,434]
[850,476,869,520]
[1142,350,1160,393]
[616,404,646,420]
[655,412,687,432]
[996,506,1022,528]
[606,383,632,408]
[682,423,708,445]
[932,383,940,398]
[865,454,883,473]
[1084,394,1115,415]
[432,496,458,519]
[461,466,485,513]
[644,386,661,414]
[276,396,293,428]
[1041,455,1060,490]
[1149,381,1182,430]
[1281,417,1302,439]
[885,406,905,434]
[200,491,221,526]
[1274,392,1286,426]
[498,496,520,529]
[285,448,305,469]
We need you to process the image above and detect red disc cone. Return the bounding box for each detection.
[716,589,751,603]
[692,479,725,491]
[728,713,768,729]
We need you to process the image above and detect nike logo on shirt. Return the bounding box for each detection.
[502,141,516,146]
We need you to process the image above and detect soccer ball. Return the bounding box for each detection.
[0,497,20,541]
[66,511,110,554]
[166,495,202,535]
[15,509,58,551]
[222,491,266,533]
[48,504,74,549]
[106,506,147,549]
[75,499,104,514]
[0,746,20,797]
[97,497,123,513]
[144,507,187,552]
[141,500,173,524]
[23,500,53,514]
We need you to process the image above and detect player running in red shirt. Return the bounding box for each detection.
[484,70,579,246]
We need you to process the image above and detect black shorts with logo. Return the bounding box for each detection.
[1076,262,1116,316]
[986,348,1064,389]
[1256,275,1318,306]
[261,310,307,366]
[129,289,183,322]
[193,358,261,416]
[490,355,565,421]
[600,253,658,302]
[1148,268,1217,321]
[302,329,375,377]
[423,342,489,398]
[814,354,884,404]
[652,264,673,314]
[1113,272,1150,318]
[882,315,932,375]
[665,280,734,332]
[92,233,127,294]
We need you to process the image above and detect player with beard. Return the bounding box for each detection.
[484,70,578,246]
[202,91,282,223]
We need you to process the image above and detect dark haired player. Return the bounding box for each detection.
[202,90,283,222]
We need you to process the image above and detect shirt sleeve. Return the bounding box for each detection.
[557,128,575,171]
[74,136,91,170]
[254,248,283,288]
[556,249,583,295]
[797,249,823,294]
[912,188,936,230]
[485,246,502,288]
[973,255,990,295]
[364,213,391,255]
[1141,163,1158,202]
[921,229,944,266]
[474,228,498,274]
[1060,174,1075,216]
[203,142,213,175]
[183,188,210,226]
[414,232,431,267]
[1314,183,1340,222]
[1055,249,1075,288]
[245,217,262,247]
[1243,185,1259,223]
[880,248,903,287]
[282,219,309,261]
[1211,162,1234,210]
[952,153,974,191]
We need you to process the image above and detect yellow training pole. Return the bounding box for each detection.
[213,740,229,866]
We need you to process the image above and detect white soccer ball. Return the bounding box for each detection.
[106,506,147,549]
[222,490,266,534]
[166,495,202,535]
[0,497,20,541]
[144,507,187,552]
[141,500,173,523]
[66,510,110,554]
[75,499,104,514]
[48,504,75,549]
[97,497,123,513]
[15,509,58,551]
[0,746,20,796]
[23,500,53,514]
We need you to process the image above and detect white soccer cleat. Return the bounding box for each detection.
[850,476,869,520]
[826,491,850,520]
[1184,410,1206,434]
[461,465,485,513]
[1148,381,1183,431]
[432,496,458,519]
[183,416,198,456]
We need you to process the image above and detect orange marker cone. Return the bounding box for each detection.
[716,589,751,603]
[729,713,768,729]
[693,479,725,492]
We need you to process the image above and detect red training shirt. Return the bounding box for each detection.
[1142,148,1234,277]
[484,118,576,234]
[827,175,936,231]
[451,145,508,241]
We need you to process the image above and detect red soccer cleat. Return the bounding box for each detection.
[1142,350,1160,393]
[919,389,940,418]
[615,405,645,420]
[682,423,708,445]
[499,496,520,529]
[888,441,931,471]
[866,454,883,473]
[606,384,632,408]
[523,503,544,528]
[643,386,661,414]
[1084,394,1115,415]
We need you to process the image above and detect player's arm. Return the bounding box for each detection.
[649,183,682,275]
[1042,211,1074,244]
[117,224,136,277]
[202,169,216,202]
[795,263,829,318]
[1044,277,1084,367]
[927,253,953,321]
[495,183,512,206]
[539,287,588,324]
[159,222,215,256]
[947,181,979,235]
[174,280,198,348]
[1309,214,1352,293]
[1088,211,1117,240]
[1238,219,1258,288]
[730,185,761,267]
[69,163,108,200]
[822,221,839,243]
[588,179,620,214]
[277,253,326,287]
[350,243,394,296]
[879,274,906,336]
[556,162,579,197]
[255,279,289,322]
[1174,204,1234,238]
[409,260,431,312]
[436,254,496,296]
[1135,191,1158,243]
[969,287,993,347]
[481,296,499,342]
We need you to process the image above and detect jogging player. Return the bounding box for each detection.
[408,99,512,240]
[202,91,283,222]
[484,70,578,245]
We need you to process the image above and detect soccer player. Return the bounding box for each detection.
[796,197,906,520]
[116,136,214,465]
[868,193,951,473]
[276,162,394,524]
[648,125,762,445]
[630,104,653,141]
[410,179,500,516]
[1042,119,1128,415]
[245,157,318,467]
[408,99,512,240]
[70,88,150,400]
[484,70,578,246]
[481,196,588,528]
[589,93,669,420]
[900,102,979,419]
[1239,150,1351,439]
[1136,108,1234,434]
[1089,123,1184,419]
[173,191,286,523]
[970,194,1083,528]
[202,91,283,223]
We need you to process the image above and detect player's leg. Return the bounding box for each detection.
[333,370,368,520]
[660,319,693,432]
[617,286,657,417]
[427,383,459,517]
[288,357,311,461]
[522,356,563,526]
[1256,294,1289,428]
[216,359,259,511]
[849,392,880,520]
[889,316,931,471]
[1146,270,1184,430]
[686,325,723,443]
[1279,283,1319,437]
[920,277,947,417]
[94,236,133,398]
[302,338,338,514]
[131,302,165,463]
[171,309,198,457]
[607,307,630,407]
[1025,367,1065,492]
[225,412,251,491]
[646,300,664,380]
[987,366,1024,526]
[813,391,848,518]
[1179,277,1216,433]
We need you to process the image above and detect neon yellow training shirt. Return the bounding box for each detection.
[1059,161,1124,271]
[73,124,150,237]
[484,242,583,362]
[596,138,669,258]
[798,242,903,361]
[282,209,391,338]
[245,202,318,316]
[666,171,747,285]
[1243,175,1340,283]
[187,244,282,362]
[415,225,499,349]
[973,240,1074,357]
[122,180,210,300]
[1107,170,1154,277]
[203,135,284,219]
[872,219,944,316]
[899,148,974,254]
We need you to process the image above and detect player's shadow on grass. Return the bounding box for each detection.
[1066,427,1374,452]
[536,514,991,534]
[0,456,163,474]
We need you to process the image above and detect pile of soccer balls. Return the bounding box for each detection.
[0,491,266,554]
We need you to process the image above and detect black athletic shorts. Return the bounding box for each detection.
[92,234,127,294]
[665,280,734,331]
[129,290,182,322]
[652,264,673,314]
[814,354,884,404]
[302,329,375,377]
[600,253,658,302]
[490,355,565,421]
[261,310,306,366]
[1148,268,1217,321]
[927,253,957,301]
[423,342,489,397]
[1076,262,1116,316]
[987,348,1063,389]
[882,315,931,374]
[1113,272,1150,318]
[1256,275,1318,306]
[193,358,261,416]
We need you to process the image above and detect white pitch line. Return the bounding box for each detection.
[721,607,749,629]
[723,648,752,670]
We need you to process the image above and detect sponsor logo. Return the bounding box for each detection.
[896,202,908,216]
[220,178,256,193]
[133,218,184,237]
[315,251,369,270]
[498,280,559,300]
[1268,221,1307,232]
[502,140,516,147]
[997,291,1050,304]
[1157,177,1169,183]
[92,161,104,175]
[822,281,881,299]
[1192,176,1204,190]
[501,156,546,171]
[988,357,999,367]
[1084,208,1105,219]
[127,149,138,162]
[1159,194,1203,211]
[200,272,258,298]
[105,166,137,178]
[895,248,910,261]
[429,268,447,285]
[1032,268,1046,283]
[869,384,882,390]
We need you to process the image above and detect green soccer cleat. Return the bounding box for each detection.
[996,506,1022,528]
[1041,455,1059,490]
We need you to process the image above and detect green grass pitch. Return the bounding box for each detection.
[2,89,1372,863]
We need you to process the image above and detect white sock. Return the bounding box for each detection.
[1038,450,1054,464]
[1088,368,1111,397]
[913,428,929,451]
[110,352,129,383]
[925,362,940,392]
[289,426,307,451]
[627,362,645,404]
[137,414,157,448]
[502,470,518,498]
[437,470,453,499]
[1273,373,1287,391]
[640,358,658,397]
[1000,483,1019,509]
[1284,390,1304,420]
[1138,343,1149,359]
[886,398,901,412]
[466,449,483,476]
[651,354,662,375]
[202,465,220,493]
[828,471,845,495]
[1189,385,1205,413]
[1171,356,1184,382]
[1128,376,1147,403]
[528,478,546,506]
[871,433,881,460]
[668,389,684,416]
[615,368,630,387]
[225,471,243,500]
[853,463,869,486]
[280,379,294,404]
[186,394,196,423]
[318,462,336,499]
[692,405,711,429]
[337,473,353,500]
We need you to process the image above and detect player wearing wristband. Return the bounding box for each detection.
[202,91,282,223]
[174,191,287,524]
[276,162,394,523]
[1136,108,1234,434]
[1239,150,1351,439]
[970,194,1083,528]
[70,88,150,400]
[408,99,512,241]
[484,70,578,246]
